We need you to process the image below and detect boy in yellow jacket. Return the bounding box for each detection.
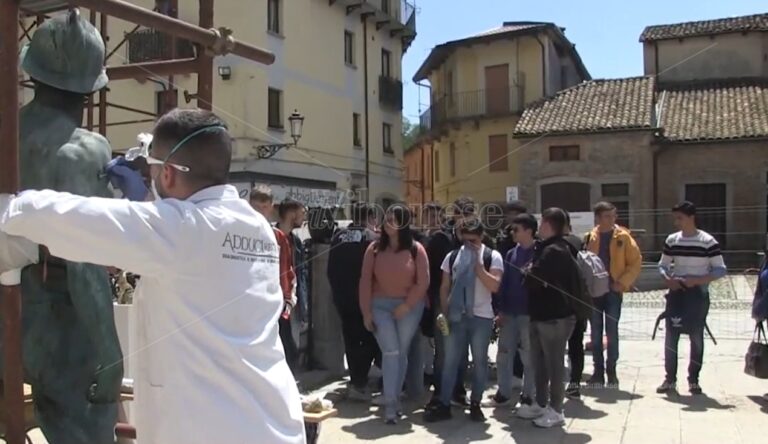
[583,202,642,387]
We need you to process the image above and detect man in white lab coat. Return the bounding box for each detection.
[0,108,306,444]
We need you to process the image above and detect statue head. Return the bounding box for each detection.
[20,9,108,95]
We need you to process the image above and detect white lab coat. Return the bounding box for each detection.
[0,186,306,444]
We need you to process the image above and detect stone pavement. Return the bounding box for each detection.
[311,339,768,444]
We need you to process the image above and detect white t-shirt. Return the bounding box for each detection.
[441,244,504,319]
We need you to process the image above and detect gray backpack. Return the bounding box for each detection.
[576,250,610,298]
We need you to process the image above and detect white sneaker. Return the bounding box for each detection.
[516,403,546,419]
[533,407,565,428]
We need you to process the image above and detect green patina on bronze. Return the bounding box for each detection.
[1,10,123,443]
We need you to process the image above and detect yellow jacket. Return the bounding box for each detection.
[584,225,642,292]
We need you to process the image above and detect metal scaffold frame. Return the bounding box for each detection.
[0,0,275,442]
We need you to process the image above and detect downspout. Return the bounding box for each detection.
[652,90,668,250]
[654,41,659,77]
[533,35,547,97]
[363,15,370,196]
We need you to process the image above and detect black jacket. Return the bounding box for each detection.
[496,225,516,258]
[425,222,459,309]
[327,225,377,316]
[525,236,579,321]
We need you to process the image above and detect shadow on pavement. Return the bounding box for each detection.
[746,395,768,414]
[564,399,608,420]
[507,423,592,444]
[581,387,643,405]
[661,393,735,412]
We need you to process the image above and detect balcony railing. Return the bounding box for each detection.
[379,75,403,110]
[127,28,195,64]
[335,0,416,51]
[419,86,524,134]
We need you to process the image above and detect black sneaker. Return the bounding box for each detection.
[689,382,703,395]
[565,383,581,399]
[424,373,435,390]
[607,370,619,388]
[451,393,470,408]
[519,395,534,407]
[425,394,441,410]
[489,392,512,407]
[656,380,677,394]
[424,403,452,423]
[587,373,605,388]
[469,402,485,422]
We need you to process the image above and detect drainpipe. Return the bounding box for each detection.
[652,91,667,249]
[363,15,370,196]
[654,41,659,77]
[533,35,547,97]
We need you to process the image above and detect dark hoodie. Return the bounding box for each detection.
[327,224,377,316]
[525,235,579,321]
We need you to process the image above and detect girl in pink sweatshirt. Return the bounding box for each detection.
[359,205,429,424]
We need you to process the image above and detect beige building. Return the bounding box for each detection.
[411,22,590,205]
[515,13,768,264]
[90,0,417,207]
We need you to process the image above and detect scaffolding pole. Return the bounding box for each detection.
[0,0,26,442]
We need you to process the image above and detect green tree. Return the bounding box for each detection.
[402,117,420,151]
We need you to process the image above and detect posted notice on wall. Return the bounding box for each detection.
[506,186,519,203]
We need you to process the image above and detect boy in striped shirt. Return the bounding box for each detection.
[657,201,727,395]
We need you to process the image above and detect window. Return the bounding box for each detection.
[353,113,361,147]
[434,150,440,183]
[344,31,354,65]
[488,134,508,172]
[268,88,283,129]
[267,0,281,34]
[449,143,456,177]
[549,145,580,161]
[381,0,390,14]
[382,123,393,154]
[381,49,391,78]
[685,183,727,246]
[602,183,631,228]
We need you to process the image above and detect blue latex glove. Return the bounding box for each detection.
[106,157,149,201]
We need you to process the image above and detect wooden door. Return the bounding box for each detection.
[485,64,510,115]
[685,183,727,247]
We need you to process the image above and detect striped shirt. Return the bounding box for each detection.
[658,230,727,278]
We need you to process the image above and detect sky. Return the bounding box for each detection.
[401,0,766,122]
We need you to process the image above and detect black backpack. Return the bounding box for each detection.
[447,246,493,274]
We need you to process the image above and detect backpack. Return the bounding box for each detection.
[575,251,611,299]
[448,246,493,274]
[559,240,594,321]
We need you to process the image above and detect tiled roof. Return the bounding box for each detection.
[659,80,768,142]
[413,22,590,82]
[640,13,768,41]
[471,23,546,38]
[514,77,656,136]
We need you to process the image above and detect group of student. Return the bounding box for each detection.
[324,196,731,428]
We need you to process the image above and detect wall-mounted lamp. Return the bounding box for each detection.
[218,65,232,81]
[255,109,305,159]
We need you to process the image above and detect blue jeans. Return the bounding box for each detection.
[440,316,494,404]
[497,314,535,399]
[371,297,425,415]
[590,291,622,373]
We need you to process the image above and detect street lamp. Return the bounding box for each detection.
[256,109,305,159]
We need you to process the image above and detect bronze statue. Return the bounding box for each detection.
[0,10,123,443]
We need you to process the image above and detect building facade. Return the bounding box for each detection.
[99,0,417,207]
[409,22,590,205]
[403,142,433,208]
[515,13,768,264]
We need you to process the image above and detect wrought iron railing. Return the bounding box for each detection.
[126,28,195,64]
[418,86,524,134]
[379,75,403,110]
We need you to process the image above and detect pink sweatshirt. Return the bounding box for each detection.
[359,241,429,318]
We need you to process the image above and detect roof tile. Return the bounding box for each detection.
[514,77,656,136]
[640,13,768,41]
[659,80,768,142]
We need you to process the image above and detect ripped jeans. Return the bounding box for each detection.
[371,297,425,416]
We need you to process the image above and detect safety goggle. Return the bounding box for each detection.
[128,125,227,173]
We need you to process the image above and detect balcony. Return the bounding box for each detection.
[330,0,417,52]
[126,28,195,64]
[379,75,403,110]
[419,87,525,135]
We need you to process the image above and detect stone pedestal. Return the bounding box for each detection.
[309,244,345,376]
